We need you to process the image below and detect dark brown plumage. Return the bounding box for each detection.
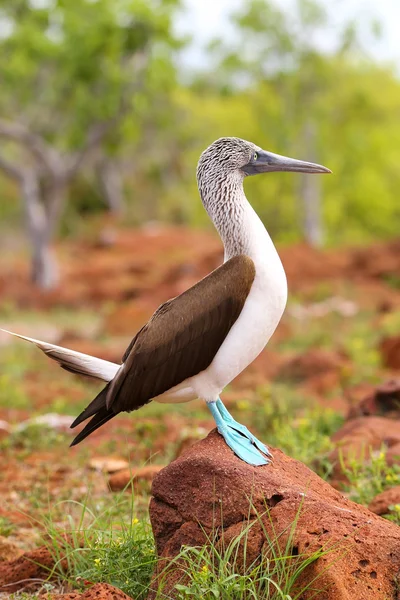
[70,255,255,446]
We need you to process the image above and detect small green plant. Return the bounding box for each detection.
[244,385,343,478]
[157,505,334,600]
[385,504,400,526]
[0,423,66,454]
[39,485,156,599]
[340,448,400,507]
[0,515,15,537]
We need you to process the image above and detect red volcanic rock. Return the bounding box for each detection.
[276,348,346,383]
[369,486,400,516]
[148,430,400,599]
[0,536,22,563]
[380,336,400,370]
[0,545,57,592]
[50,582,132,599]
[108,464,163,491]
[348,379,400,418]
[329,416,400,480]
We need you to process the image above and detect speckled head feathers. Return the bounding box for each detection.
[197,137,259,184]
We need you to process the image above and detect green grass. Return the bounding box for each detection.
[32,490,336,600]
[34,484,156,599]
[340,448,400,507]
[0,423,68,454]
[158,528,329,599]
[242,385,343,478]
[0,515,16,537]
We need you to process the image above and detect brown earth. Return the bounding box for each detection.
[0,544,64,593]
[149,430,400,599]
[369,486,400,516]
[1,229,400,311]
[380,336,400,370]
[49,582,132,599]
[348,379,400,419]
[329,416,400,482]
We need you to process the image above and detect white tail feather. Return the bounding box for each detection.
[0,328,120,382]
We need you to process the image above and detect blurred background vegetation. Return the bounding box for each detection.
[0,0,399,288]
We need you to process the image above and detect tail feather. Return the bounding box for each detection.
[70,384,110,428]
[0,328,120,382]
[70,406,116,447]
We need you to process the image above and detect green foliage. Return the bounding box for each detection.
[40,489,156,599]
[0,423,66,454]
[0,515,15,537]
[1,0,400,244]
[39,489,333,600]
[157,506,331,599]
[241,384,343,478]
[386,504,400,527]
[340,449,400,507]
[0,0,181,145]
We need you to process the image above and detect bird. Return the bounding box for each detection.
[1,138,330,466]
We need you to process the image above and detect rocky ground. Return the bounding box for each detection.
[0,226,399,598]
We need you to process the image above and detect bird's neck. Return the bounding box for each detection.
[199,174,279,265]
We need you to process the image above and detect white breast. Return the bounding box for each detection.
[191,204,287,401]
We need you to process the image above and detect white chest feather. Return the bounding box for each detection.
[191,202,287,401]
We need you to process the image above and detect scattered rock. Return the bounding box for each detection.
[49,582,132,599]
[0,536,23,562]
[380,335,400,370]
[108,465,163,491]
[348,379,400,418]
[369,486,400,516]
[174,427,208,459]
[289,296,358,320]
[0,545,58,592]
[14,414,76,434]
[276,348,346,383]
[88,457,129,474]
[386,442,400,466]
[329,416,400,480]
[148,430,400,599]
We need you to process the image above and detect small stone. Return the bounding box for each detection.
[109,465,163,491]
[0,536,22,563]
[369,486,400,515]
[14,414,76,434]
[88,457,129,474]
[329,416,400,482]
[49,582,131,599]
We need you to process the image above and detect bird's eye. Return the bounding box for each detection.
[253,152,258,161]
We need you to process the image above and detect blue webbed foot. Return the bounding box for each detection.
[207,398,272,466]
[216,398,272,458]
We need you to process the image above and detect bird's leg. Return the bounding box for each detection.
[207,399,271,466]
[216,398,272,458]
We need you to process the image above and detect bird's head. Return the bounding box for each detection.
[197,137,331,186]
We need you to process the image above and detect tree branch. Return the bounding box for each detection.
[0,119,64,175]
[0,153,24,181]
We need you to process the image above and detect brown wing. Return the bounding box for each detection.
[107,254,256,413]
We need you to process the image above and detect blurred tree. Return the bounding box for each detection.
[0,0,181,288]
[204,0,382,246]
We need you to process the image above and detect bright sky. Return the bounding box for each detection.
[176,0,400,69]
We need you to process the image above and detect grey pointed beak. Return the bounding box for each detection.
[243,149,331,176]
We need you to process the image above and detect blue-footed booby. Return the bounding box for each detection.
[1,138,330,466]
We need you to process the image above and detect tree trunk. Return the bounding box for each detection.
[96,157,124,215]
[298,120,324,247]
[21,172,60,289]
